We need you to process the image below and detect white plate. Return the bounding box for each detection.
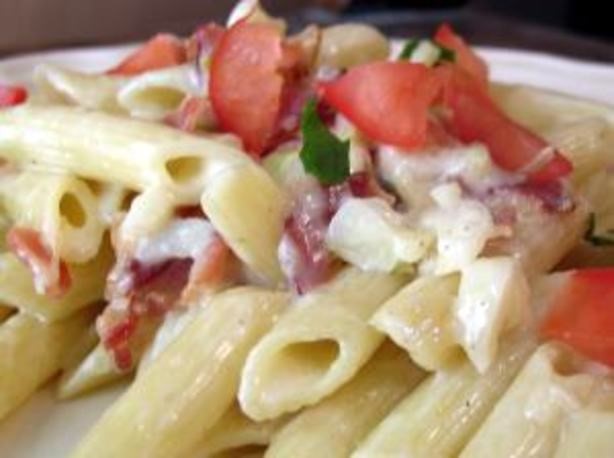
[1,43,614,457]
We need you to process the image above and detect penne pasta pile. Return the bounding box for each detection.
[1,1,614,457]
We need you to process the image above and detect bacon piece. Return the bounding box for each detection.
[6,227,71,297]
[164,96,216,132]
[281,172,387,294]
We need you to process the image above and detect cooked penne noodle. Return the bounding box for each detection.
[0,106,253,203]
[266,341,425,458]
[239,268,408,421]
[352,333,536,458]
[88,181,132,226]
[0,171,106,263]
[0,239,114,321]
[117,64,201,120]
[370,274,462,371]
[58,342,125,400]
[0,309,94,420]
[460,343,614,458]
[33,63,126,113]
[555,409,614,458]
[71,287,289,458]
[201,164,289,285]
[191,403,286,458]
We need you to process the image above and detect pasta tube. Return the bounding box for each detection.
[57,342,124,400]
[460,343,611,458]
[556,410,614,458]
[0,304,13,322]
[239,268,407,421]
[265,342,426,458]
[71,287,289,458]
[191,403,286,458]
[0,171,106,263]
[370,274,462,371]
[117,64,201,120]
[0,106,253,203]
[200,164,289,285]
[352,332,536,458]
[33,64,126,113]
[0,239,114,321]
[0,309,94,420]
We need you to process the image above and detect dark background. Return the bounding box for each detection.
[1,0,612,61]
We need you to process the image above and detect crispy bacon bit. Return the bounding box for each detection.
[180,235,233,304]
[6,227,71,297]
[107,34,187,76]
[98,231,233,371]
[511,180,575,213]
[164,96,216,132]
[0,85,28,107]
[282,172,385,294]
[186,22,226,62]
[174,204,206,219]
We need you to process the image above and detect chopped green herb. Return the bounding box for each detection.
[299,98,350,185]
[399,39,456,65]
[584,213,614,246]
[399,39,419,60]
[438,45,456,63]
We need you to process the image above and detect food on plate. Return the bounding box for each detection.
[1,0,614,456]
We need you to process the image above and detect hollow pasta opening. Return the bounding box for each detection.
[165,156,205,184]
[59,192,87,228]
[214,444,268,458]
[132,87,185,111]
[261,339,341,401]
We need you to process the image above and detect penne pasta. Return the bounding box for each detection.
[0,171,106,263]
[33,63,127,113]
[57,342,125,400]
[0,106,253,203]
[117,64,201,120]
[460,343,614,458]
[370,274,462,371]
[239,268,408,421]
[0,309,94,420]
[265,341,425,458]
[555,409,614,458]
[352,333,536,458]
[71,287,289,458]
[191,403,286,458]
[0,238,114,321]
[200,164,289,285]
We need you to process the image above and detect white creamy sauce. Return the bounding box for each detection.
[134,217,216,264]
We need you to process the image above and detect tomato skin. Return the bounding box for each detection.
[540,268,614,367]
[0,85,27,107]
[210,22,286,156]
[438,66,572,182]
[434,23,489,88]
[107,34,187,76]
[321,62,442,150]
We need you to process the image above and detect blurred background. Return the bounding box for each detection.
[1,0,613,61]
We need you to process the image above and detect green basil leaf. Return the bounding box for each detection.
[299,98,350,186]
[399,39,419,60]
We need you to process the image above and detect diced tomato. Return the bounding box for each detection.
[0,85,27,107]
[438,66,572,182]
[320,62,442,150]
[540,268,614,367]
[6,227,71,297]
[107,34,187,76]
[209,21,309,155]
[434,23,489,88]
